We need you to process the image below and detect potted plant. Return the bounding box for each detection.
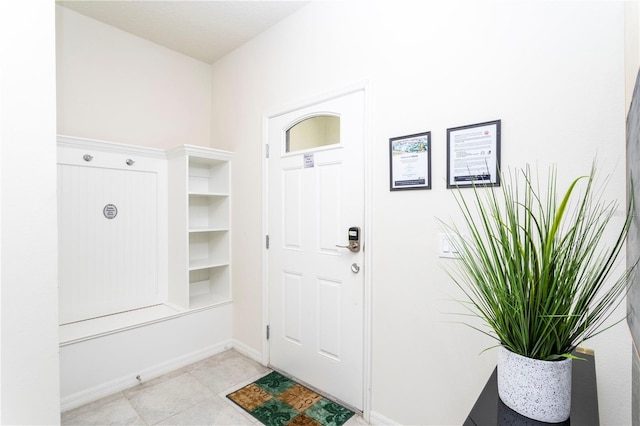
[441,164,636,423]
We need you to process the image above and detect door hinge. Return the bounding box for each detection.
[265,144,270,159]
[266,235,270,249]
[266,325,270,340]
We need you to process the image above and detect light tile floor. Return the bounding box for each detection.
[61,349,368,425]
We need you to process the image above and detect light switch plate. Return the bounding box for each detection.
[439,233,461,258]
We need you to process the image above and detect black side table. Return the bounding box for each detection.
[464,349,599,425]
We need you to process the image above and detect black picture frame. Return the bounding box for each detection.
[389,131,431,191]
[446,120,501,188]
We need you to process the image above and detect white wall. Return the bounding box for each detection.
[0,1,60,423]
[56,5,212,149]
[211,1,631,424]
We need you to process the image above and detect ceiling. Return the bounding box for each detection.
[57,1,311,64]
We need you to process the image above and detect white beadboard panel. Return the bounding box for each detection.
[283,167,303,250]
[58,163,161,324]
[317,161,341,254]
[283,271,303,344]
[317,277,341,361]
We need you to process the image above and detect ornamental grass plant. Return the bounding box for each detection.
[443,164,636,361]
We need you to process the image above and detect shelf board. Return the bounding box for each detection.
[189,259,229,271]
[188,192,229,198]
[188,227,229,233]
[189,293,231,310]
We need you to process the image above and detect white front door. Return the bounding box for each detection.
[267,89,365,411]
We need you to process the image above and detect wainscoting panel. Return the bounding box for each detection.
[58,164,161,324]
[57,137,168,325]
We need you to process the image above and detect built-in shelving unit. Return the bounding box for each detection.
[168,145,233,310]
[58,137,235,411]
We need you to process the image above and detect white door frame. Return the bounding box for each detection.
[261,81,372,420]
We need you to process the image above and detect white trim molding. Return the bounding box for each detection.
[232,339,264,364]
[57,134,166,159]
[369,411,402,426]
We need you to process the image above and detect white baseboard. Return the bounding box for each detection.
[369,411,401,426]
[231,339,263,364]
[61,340,232,412]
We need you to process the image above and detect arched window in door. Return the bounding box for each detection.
[286,115,340,153]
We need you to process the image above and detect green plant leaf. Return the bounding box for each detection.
[440,163,637,360]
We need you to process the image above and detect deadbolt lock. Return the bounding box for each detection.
[336,226,361,253]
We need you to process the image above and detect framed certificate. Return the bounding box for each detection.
[447,120,501,188]
[389,131,431,191]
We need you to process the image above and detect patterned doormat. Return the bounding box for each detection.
[227,371,355,426]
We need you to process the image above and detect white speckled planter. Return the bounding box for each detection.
[497,346,572,423]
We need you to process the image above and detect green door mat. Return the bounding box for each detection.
[227,371,355,426]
